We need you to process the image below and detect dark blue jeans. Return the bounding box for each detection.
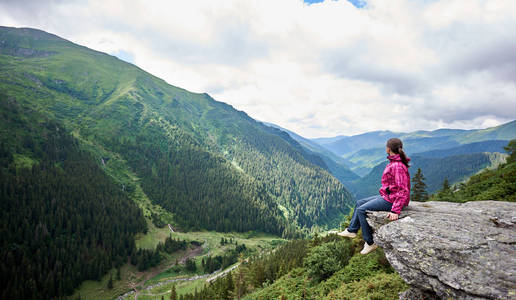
[347,195,393,245]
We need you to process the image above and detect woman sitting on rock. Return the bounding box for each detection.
[338,137,411,254]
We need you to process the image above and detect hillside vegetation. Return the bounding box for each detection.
[431,140,516,202]
[0,96,147,299]
[0,26,354,299]
[174,144,516,299]
[0,26,353,235]
[177,233,408,300]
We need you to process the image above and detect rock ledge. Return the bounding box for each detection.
[366,201,516,300]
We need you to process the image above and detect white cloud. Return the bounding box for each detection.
[1,0,515,138]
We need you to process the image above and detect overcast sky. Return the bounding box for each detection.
[1,0,516,138]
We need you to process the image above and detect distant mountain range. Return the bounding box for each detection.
[347,152,507,199]
[265,121,515,199]
[310,121,516,176]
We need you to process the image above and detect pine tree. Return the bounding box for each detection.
[442,178,451,192]
[235,266,247,299]
[185,258,196,272]
[170,284,177,300]
[411,168,428,202]
[223,272,234,300]
[432,177,456,202]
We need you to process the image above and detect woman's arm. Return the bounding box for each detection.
[388,164,410,215]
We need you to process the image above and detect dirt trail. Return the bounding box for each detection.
[178,244,203,264]
[118,237,236,300]
[122,243,202,300]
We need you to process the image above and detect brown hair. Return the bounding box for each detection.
[386,138,410,167]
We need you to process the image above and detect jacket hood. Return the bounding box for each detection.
[387,153,411,163]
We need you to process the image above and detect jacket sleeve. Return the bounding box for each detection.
[389,164,410,215]
[379,165,391,199]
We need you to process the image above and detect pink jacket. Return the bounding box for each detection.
[379,154,411,214]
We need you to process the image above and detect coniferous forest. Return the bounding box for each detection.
[0,97,147,299]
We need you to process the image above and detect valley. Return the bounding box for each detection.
[69,220,285,300]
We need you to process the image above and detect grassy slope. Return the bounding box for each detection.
[432,158,516,202]
[0,26,353,232]
[0,27,171,217]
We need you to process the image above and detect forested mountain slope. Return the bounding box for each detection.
[0,96,148,299]
[431,140,516,202]
[0,26,353,235]
[261,122,360,183]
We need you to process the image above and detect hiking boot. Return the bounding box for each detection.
[360,242,378,254]
[337,229,357,238]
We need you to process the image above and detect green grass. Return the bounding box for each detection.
[135,221,172,250]
[139,277,208,299]
[68,230,285,300]
[141,230,285,292]
[68,264,143,300]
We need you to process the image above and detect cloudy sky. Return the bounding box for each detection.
[1,0,516,138]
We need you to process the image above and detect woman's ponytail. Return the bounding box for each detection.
[398,147,410,168]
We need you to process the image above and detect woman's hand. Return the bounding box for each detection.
[387,212,399,221]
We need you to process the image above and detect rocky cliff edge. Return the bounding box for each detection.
[366,201,516,300]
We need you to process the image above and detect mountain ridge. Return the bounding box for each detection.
[0,26,353,234]
[310,120,516,176]
[261,121,360,183]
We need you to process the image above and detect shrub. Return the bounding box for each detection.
[315,248,394,296]
[303,240,353,282]
[325,272,409,300]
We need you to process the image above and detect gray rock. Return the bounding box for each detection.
[399,287,439,300]
[366,201,516,300]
